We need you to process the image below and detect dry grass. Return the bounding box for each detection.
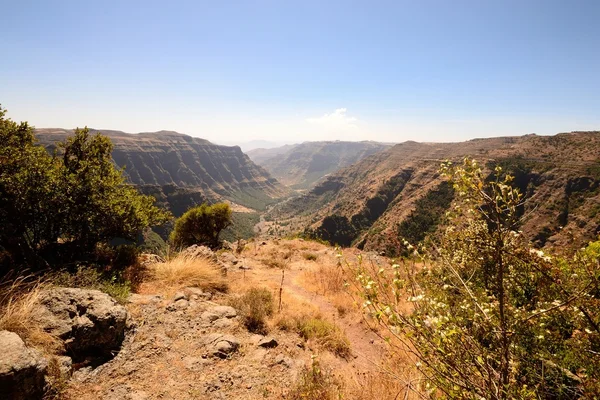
[304,262,346,296]
[276,311,351,358]
[0,275,61,354]
[141,254,228,296]
[228,287,274,334]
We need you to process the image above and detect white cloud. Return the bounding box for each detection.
[306,108,359,130]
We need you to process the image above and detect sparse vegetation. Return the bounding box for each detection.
[145,253,228,294]
[229,287,274,334]
[288,356,344,400]
[0,276,60,353]
[302,252,318,261]
[277,312,351,358]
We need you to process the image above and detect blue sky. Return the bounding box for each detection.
[1,0,599,145]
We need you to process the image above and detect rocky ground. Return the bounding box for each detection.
[67,239,393,399]
[1,239,397,400]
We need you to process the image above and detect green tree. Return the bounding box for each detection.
[349,158,600,399]
[0,107,171,270]
[0,107,61,266]
[57,127,170,257]
[170,203,232,248]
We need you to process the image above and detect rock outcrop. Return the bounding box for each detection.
[34,288,128,361]
[0,331,48,400]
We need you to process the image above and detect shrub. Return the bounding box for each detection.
[229,287,274,334]
[351,158,600,398]
[288,356,344,400]
[302,252,318,261]
[170,203,232,248]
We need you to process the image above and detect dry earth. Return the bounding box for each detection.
[60,239,401,400]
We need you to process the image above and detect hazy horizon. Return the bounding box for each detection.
[2,1,599,144]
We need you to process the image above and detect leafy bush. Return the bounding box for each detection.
[350,158,600,398]
[229,287,274,334]
[0,107,170,272]
[170,203,232,248]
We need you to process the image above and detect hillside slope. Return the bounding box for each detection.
[268,132,600,254]
[36,129,290,211]
[247,141,391,190]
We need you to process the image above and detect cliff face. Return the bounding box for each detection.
[270,132,600,254]
[247,141,391,190]
[35,129,290,211]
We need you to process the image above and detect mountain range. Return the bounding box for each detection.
[247,141,391,190]
[35,128,290,213]
[268,132,600,254]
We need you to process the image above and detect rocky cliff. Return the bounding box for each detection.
[36,129,290,211]
[247,141,391,190]
[269,132,600,254]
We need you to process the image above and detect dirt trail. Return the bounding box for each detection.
[235,244,388,371]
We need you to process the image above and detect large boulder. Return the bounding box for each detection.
[0,330,48,400]
[34,288,128,360]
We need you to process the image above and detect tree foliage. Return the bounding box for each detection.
[0,107,170,270]
[170,203,232,248]
[349,158,600,399]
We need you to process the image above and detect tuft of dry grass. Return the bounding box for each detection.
[0,275,61,354]
[277,311,352,358]
[303,262,347,297]
[143,254,228,295]
[228,287,274,334]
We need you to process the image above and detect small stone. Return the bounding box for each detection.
[174,292,186,301]
[201,311,220,322]
[274,354,293,368]
[257,337,278,348]
[209,306,237,319]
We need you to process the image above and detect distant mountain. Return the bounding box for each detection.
[269,132,600,254]
[247,141,392,190]
[35,128,291,212]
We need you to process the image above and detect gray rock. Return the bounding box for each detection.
[219,252,239,266]
[209,306,237,319]
[201,311,221,322]
[205,334,240,358]
[33,287,128,360]
[0,331,48,400]
[257,337,278,348]
[173,299,189,310]
[185,287,212,301]
[54,355,73,380]
[274,353,293,368]
[173,292,187,301]
[127,294,162,304]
